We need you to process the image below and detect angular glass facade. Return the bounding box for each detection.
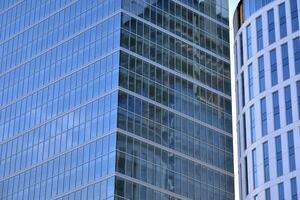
[0,0,233,199]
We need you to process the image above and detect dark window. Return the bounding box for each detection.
[273,91,280,130]
[245,157,249,195]
[291,177,298,200]
[250,105,256,143]
[258,56,265,92]
[281,43,290,80]
[288,130,296,171]
[261,98,267,136]
[256,16,263,51]
[293,37,300,74]
[265,188,271,200]
[290,0,299,32]
[235,42,238,74]
[297,81,300,118]
[240,33,244,67]
[278,182,284,200]
[275,136,283,176]
[248,64,254,100]
[268,9,275,44]
[243,113,247,150]
[279,3,287,38]
[252,149,257,189]
[263,142,270,182]
[270,49,278,86]
[284,86,293,125]
[241,72,245,107]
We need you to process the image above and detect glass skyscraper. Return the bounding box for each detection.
[0,0,233,199]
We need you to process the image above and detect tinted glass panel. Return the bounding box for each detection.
[268,9,275,44]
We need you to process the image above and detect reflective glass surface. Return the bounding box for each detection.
[0,0,233,199]
[0,0,121,199]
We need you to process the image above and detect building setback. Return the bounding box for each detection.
[234,0,300,199]
[0,0,233,199]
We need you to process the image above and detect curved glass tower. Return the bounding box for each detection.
[0,0,233,199]
[234,0,300,199]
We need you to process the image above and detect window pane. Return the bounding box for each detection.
[261,98,267,136]
[273,91,280,130]
[291,177,298,200]
[297,81,300,119]
[248,64,254,100]
[252,149,258,189]
[293,37,300,74]
[268,9,275,44]
[250,105,256,143]
[279,3,287,38]
[247,25,252,59]
[270,49,278,86]
[256,16,263,51]
[290,0,299,32]
[281,43,290,80]
[287,130,296,171]
[240,33,244,67]
[258,56,265,92]
[278,182,284,200]
[265,188,271,200]
[275,136,283,176]
[284,86,293,125]
[263,142,269,182]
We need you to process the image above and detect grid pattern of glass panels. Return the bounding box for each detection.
[115,0,233,199]
[0,0,233,199]
[0,0,121,199]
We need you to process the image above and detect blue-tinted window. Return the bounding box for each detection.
[297,81,300,118]
[278,182,285,200]
[273,91,280,130]
[275,136,283,176]
[245,0,250,19]
[279,3,287,38]
[293,37,300,74]
[290,0,299,32]
[248,64,254,100]
[250,0,255,15]
[258,56,265,92]
[284,86,293,124]
[263,142,270,182]
[261,98,267,136]
[250,105,256,143]
[270,49,278,86]
[244,0,275,20]
[247,25,252,59]
[291,177,298,200]
[256,16,263,51]
[252,149,258,189]
[265,188,271,200]
[281,43,290,80]
[255,0,262,10]
[287,130,296,171]
[268,9,275,44]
